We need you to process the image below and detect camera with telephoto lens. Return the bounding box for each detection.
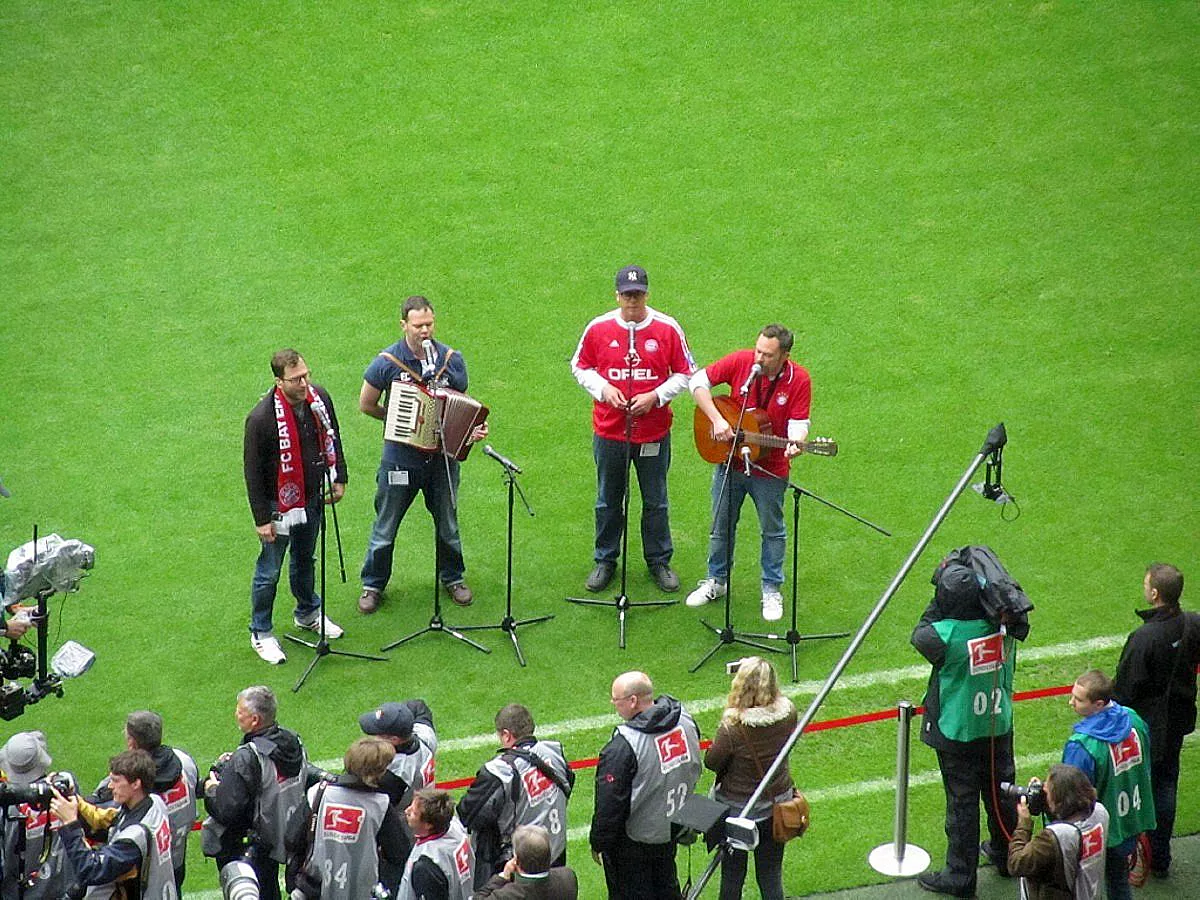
[220,859,260,900]
[0,772,76,809]
[1000,779,1046,817]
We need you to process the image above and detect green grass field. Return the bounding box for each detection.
[3,1,1197,896]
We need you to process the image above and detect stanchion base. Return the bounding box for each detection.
[868,842,930,877]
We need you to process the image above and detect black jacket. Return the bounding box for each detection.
[1114,605,1200,752]
[244,384,347,527]
[204,724,306,838]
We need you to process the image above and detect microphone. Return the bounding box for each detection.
[483,445,522,474]
[626,322,638,366]
[740,446,752,476]
[421,339,437,380]
[739,363,763,396]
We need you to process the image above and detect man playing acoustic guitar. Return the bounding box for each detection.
[687,324,812,622]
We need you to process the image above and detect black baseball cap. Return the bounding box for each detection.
[616,265,649,293]
[359,702,414,740]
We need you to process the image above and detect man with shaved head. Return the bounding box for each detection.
[590,671,701,899]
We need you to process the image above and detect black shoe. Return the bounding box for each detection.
[649,564,680,592]
[979,841,1010,877]
[586,562,616,592]
[916,871,974,898]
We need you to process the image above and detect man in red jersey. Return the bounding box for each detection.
[687,324,811,621]
[570,265,696,595]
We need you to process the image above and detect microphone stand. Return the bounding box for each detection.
[567,323,675,648]
[685,423,1010,899]
[381,380,490,656]
[690,381,782,672]
[740,457,889,682]
[456,449,552,666]
[286,471,387,692]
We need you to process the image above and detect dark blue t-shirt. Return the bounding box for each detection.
[364,339,469,468]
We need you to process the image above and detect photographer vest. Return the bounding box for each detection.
[397,818,473,900]
[102,794,177,900]
[933,619,1016,741]
[245,738,308,864]
[387,723,437,809]
[482,739,572,862]
[1034,802,1109,900]
[162,749,198,872]
[1066,711,1155,846]
[305,783,389,900]
[615,711,701,844]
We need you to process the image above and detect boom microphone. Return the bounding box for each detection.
[483,445,523,474]
[740,445,752,476]
[739,364,763,396]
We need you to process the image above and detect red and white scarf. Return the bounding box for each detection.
[273,386,338,529]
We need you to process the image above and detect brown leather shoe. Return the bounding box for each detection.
[358,588,381,614]
[446,582,473,607]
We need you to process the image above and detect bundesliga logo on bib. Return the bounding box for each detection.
[323,805,365,841]
[163,777,190,812]
[522,768,554,803]
[1108,729,1144,775]
[655,727,691,773]
[1080,824,1104,860]
[454,840,472,879]
[967,633,1006,675]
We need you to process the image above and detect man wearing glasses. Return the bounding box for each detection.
[590,671,701,899]
[243,348,347,664]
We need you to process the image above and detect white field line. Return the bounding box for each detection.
[311,633,1125,769]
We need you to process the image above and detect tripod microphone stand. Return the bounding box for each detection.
[286,473,387,692]
[741,458,889,681]
[456,447,551,666]
[566,384,676,649]
[381,388,491,656]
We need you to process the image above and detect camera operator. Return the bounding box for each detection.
[91,712,198,893]
[0,732,72,900]
[1007,764,1108,900]
[458,703,573,889]
[48,749,176,900]
[911,560,1021,898]
[203,685,307,900]
[291,737,407,899]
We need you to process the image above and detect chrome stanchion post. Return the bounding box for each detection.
[868,701,930,876]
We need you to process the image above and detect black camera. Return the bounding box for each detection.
[1000,780,1046,817]
[0,772,77,809]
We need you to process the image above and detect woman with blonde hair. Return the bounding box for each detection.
[704,656,797,900]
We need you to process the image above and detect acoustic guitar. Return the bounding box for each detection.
[693,394,838,463]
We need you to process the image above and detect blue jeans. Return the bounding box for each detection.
[593,434,673,567]
[1106,837,1135,900]
[249,499,321,634]
[706,466,787,589]
[361,459,465,591]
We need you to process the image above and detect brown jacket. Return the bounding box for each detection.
[703,695,796,814]
[1007,822,1072,900]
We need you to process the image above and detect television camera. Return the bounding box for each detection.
[1,531,97,720]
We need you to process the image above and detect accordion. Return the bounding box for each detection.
[384,381,489,461]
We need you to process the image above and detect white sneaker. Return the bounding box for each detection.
[686,579,727,608]
[761,590,784,622]
[251,632,287,664]
[294,614,344,640]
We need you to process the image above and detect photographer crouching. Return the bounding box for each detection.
[47,749,176,900]
[1006,764,1109,900]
